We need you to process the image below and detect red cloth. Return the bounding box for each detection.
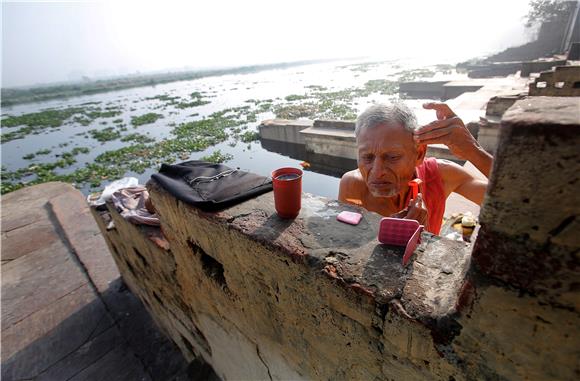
[413,157,446,235]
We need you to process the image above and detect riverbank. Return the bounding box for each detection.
[1,58,339,107]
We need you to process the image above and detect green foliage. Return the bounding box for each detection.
[525,0,576,27]
[200,150,233,164]
[0,105,125,143]
[305,85,328,91]
[274,103,320,119]
[89,127,122,142]
[395,69,436,83]
[131,113,163,126]
[240,131,260,143]
[362,79,399,95]
[174,99,211,109]
[120,133,156,144]
[2,107,84,128]
[146,94,180,102]
[285,94,309,101]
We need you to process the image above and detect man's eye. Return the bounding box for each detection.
[362,155,374,162]
[387,155,401,161]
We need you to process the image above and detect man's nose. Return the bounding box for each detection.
[369,157,391,178]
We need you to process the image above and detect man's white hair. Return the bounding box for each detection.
[355,102,418,140]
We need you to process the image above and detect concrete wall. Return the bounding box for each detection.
[521,59,566,77]
[476,124,500,154]
[93,96,580,380]
[302,133,357,160]
[258,119,313,145]
[529,65,580,96]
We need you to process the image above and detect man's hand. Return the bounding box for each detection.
[391,193,429,229]
[413,103,479,161]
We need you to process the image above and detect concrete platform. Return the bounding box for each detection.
[1,182,192,380]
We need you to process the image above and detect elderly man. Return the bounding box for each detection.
[338,102,492,235]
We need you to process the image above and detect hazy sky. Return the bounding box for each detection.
[2,0,533,88]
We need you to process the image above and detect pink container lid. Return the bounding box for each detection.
[378,217,424,266]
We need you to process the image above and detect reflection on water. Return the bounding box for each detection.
[260,138,357,178]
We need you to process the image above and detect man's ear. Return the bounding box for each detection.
[415,144,427,166]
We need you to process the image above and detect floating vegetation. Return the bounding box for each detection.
[131,113,163,127]
[174,99,210,109]
[1,105,124,143]
[396,68,436,82]
[273,78,400,120]
[120,133,155,144]
[285,94,310,101]
[89,127,121,142]
[361,79,399,95]
[305,85,327,91]
[2,146,92,193]
[144,91,211,110]
[240,131,260,143]
[434,64,454,74]
[200,150,233,164]
[23,153,35,160]
[174,91,211,109]
[341,62,379,72]
[35,149,52,155]
[145,94,180,103]
[67,147,90,155]
[2,107,85,128]
[274,103,320,119]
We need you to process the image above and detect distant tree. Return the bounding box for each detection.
[525,0,577,27]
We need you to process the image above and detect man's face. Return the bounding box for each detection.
[357,122,424,198]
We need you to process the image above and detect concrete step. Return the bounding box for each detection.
[1,182,193,381]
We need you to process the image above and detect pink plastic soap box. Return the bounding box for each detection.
[336,211,363,225]
[378,217,424,266]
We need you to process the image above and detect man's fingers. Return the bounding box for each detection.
[414,126,455,143]
[391,208,408,219]
[422,102,456,119]
[405,194,423,220]
[405,206,421,220]
[415,117,461,135]
[406,206,427,224]
[414,137,451,146]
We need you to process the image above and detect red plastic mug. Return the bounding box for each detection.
[272,167,303,219]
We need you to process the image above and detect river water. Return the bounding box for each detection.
[1,58,467,199]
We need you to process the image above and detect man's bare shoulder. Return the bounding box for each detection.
[436,159,487,181]
[338,169,365,201]
[340,169,364,184]
[436,159,465,177]
[435,158,488,197]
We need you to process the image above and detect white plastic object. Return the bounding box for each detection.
[89,177,139,206]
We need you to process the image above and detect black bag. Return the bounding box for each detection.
[151,161,273,211]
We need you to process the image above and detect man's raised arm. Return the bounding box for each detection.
[414,102,493,178]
